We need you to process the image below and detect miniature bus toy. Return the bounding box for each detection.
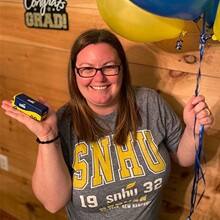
[12,93,49,121]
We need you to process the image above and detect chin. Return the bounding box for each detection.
[89,99,114,107]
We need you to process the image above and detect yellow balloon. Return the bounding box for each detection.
[212,2,220,41]
[96,0,185,42]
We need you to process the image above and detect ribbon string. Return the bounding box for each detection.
[187,14,210,220]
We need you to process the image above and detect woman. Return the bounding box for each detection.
[1,29,213,220]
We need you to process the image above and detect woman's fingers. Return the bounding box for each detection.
[37,97,50,107]
[1,100,13,109]
[196,108,214,129]
[2,100,40,127]
[2,98,58,139]
[2,100,23,121]
[184,95,214,134]
[191,95,205,105]
[193,101,207,114]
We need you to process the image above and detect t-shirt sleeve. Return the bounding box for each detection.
[137,88,183,153]
[56,105,74,177]
[156,92,183,153]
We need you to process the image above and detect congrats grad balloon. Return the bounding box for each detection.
[96,0,185,42]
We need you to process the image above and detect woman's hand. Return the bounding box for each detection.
[183,95,214,134]
[174,95,214,167]
[1,99,58,140]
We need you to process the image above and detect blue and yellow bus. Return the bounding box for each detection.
[12,93,48,121]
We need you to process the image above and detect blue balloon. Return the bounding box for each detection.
[206,0,219,27]
[130,0,213,20]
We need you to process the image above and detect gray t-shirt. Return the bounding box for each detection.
[57,87,183,220]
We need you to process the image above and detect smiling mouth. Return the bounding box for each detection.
[91,86,108,90]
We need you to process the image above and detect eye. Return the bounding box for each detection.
[106,64,118,69]
[79,67,95,74]
[102,65,120,75]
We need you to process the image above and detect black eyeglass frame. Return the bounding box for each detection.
[75,64,121,78]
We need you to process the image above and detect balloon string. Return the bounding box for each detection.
[187,125,205,220]
[187,14,210,220]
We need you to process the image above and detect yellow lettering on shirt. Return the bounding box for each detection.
[136,130,166,173]
[115,133,144,179]
[73,142,88,190]
[90,137,114,188]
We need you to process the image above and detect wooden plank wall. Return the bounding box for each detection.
[0,1,219,219]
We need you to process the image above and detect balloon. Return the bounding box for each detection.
[130,0,212,20]
[206,0,219,27]
[212,2,220,41]
[96,0,185,42]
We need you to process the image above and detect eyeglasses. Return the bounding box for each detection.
[75,64,121,78]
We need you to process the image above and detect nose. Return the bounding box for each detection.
[93,69,106,81]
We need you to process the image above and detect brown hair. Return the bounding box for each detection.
[68,29,139,145]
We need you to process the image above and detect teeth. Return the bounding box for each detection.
[92,86,107,90]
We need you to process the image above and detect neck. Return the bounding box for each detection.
[89,103,118,116]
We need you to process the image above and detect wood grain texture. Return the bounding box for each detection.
[0,0,220,220]
[0,170,67,220]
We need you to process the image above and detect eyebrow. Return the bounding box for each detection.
[76,60,118,67]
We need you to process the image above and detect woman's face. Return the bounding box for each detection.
[75,43,122,115]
